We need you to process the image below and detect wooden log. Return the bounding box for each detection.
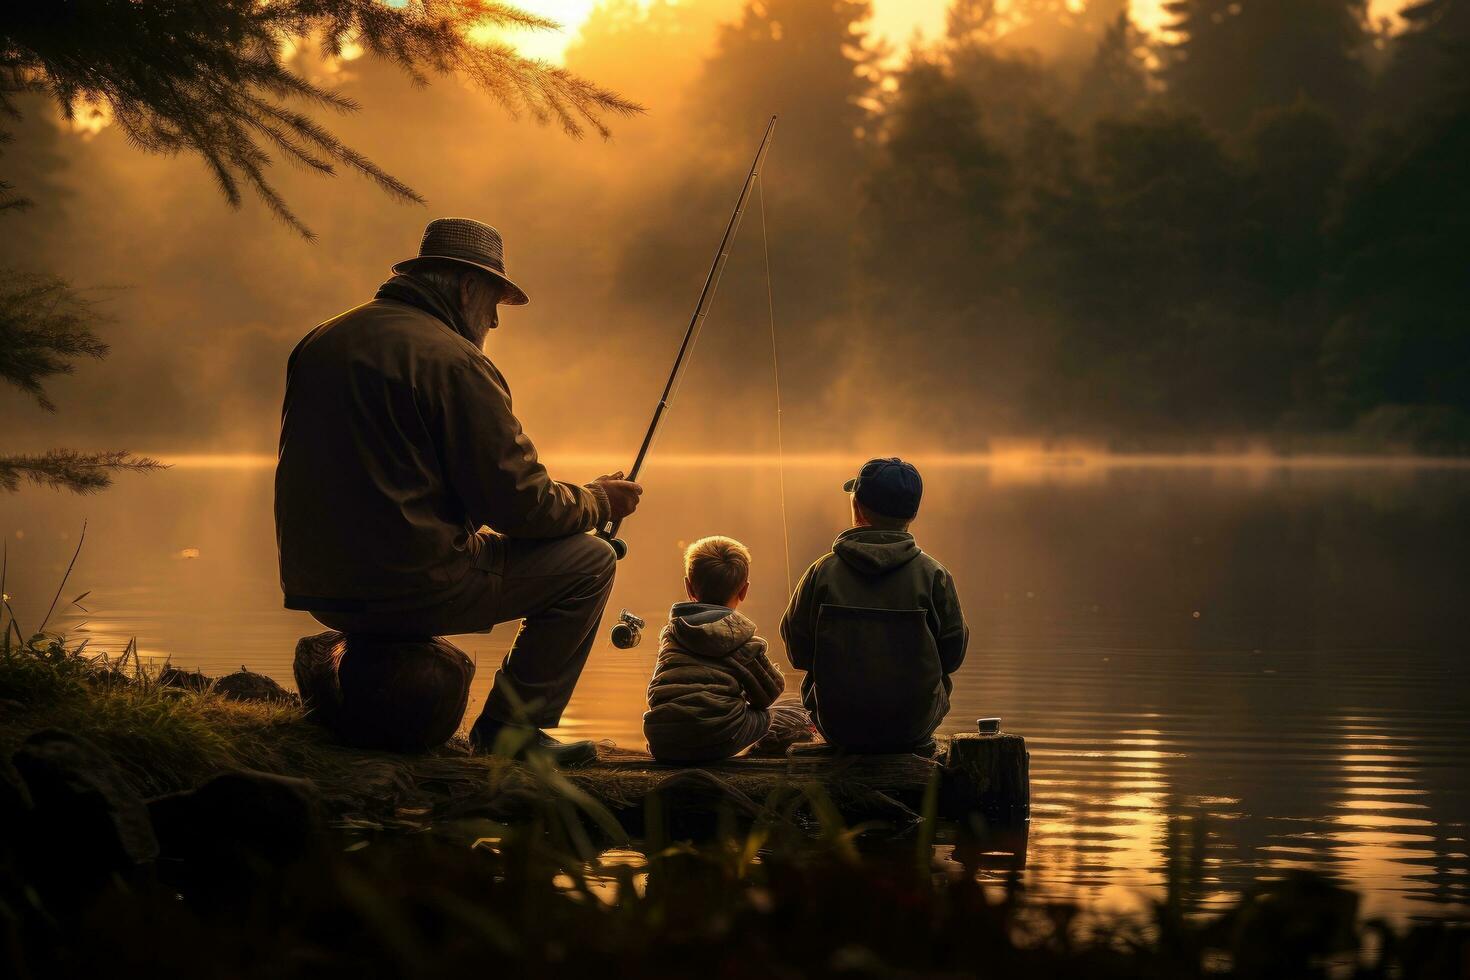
[272,734,1027,838]
[585,746,940,807]
[293,632,474,753]
[939,732,1029,826]
[574,745,943,835]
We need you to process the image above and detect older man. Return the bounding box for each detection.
[275,218,641,766]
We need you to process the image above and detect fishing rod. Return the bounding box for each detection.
[597,114,778,561]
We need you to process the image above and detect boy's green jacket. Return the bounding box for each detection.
[780,527,968,751]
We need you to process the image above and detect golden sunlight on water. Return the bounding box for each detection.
[3,456,1467,920]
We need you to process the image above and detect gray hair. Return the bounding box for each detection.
[406,259,473,297]
[409,260,505,306]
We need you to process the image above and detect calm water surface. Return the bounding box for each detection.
[4,455,1468,920]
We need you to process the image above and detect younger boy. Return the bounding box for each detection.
[780,457,968,753]
[643,536,808,762]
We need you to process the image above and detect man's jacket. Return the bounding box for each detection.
[643,603,785,762]
[780,527,968,751]
[275,276,608,612]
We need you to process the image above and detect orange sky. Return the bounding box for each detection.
[508,0,1408,62]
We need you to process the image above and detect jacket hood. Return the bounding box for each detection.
[833,527,921,575]
[668,602,758,658]
[375,273,476,344]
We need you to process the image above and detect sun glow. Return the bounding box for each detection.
[493,0,607,62]
[509,0,966,64]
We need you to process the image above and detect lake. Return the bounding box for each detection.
[4,453,1468,921]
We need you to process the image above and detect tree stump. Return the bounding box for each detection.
[293,632,474,753]
[939,732,1029,825]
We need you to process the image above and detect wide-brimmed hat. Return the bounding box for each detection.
[392,217,529,305]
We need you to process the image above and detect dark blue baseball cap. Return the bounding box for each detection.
[843,457,923,520]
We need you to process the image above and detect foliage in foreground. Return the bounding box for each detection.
[0,625,513,809]
[8,820,1467,980]
[0,628,309,795]
[1,630,1468,979]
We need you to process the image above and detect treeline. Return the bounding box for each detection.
[584,0,1470,449]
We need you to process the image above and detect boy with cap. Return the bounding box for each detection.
[780,457,968,753]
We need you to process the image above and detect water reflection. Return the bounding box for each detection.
[2,455,1467,920]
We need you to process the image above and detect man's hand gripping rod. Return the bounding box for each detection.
[597,115,778,560]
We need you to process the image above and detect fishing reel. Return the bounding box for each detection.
[610,608,646,649]
[596,526,629,560]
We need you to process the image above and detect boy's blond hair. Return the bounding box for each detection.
[684,535,751,605]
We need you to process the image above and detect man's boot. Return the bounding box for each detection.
[468,718,598,767]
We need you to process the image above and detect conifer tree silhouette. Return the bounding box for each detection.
[1162,0,1370,130]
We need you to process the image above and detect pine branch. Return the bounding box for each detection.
[0,271,109,412]
[0,451,165,495]
[0,0,645,238]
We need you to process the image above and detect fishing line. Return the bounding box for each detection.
[757,172,794,600]
[597,116,777,559]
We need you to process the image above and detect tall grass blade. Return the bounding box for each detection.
[38,519,86,633]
